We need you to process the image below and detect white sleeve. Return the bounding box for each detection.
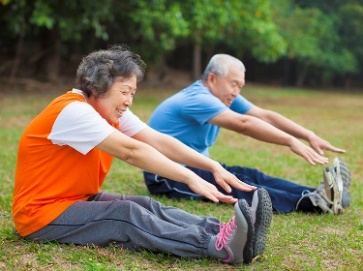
[118,108,147,136]
[48,101,117,155]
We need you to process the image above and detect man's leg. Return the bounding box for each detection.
[144,170,205,200]
[144,165,315,214]
[224,165,315,213]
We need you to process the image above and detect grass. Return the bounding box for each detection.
[1,82,362,270]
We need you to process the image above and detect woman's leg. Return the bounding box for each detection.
[90,193,220,233]
[26,196,219,258]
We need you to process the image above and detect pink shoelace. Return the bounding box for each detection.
[215,216,236,251]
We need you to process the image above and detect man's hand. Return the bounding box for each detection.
[308,133,346,155]
[290,138,329,165]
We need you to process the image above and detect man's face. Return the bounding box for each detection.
[92,76,137,124]
[211,66,245,106]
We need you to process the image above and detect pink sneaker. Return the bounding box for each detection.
[250,188,273,258]
[215,199,254,264]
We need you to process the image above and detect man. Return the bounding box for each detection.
[12,46,273,265]
[144,53,351,214]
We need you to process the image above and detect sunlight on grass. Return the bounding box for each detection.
[1,84,362,270]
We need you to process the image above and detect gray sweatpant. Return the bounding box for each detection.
[26,193,220,258]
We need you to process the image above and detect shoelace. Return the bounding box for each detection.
[301,189,313,196]
[215,216,236,251]
[303,189,333,211]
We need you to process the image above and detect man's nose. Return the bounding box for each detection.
[232,89,239,96]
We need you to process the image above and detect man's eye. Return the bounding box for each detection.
[232,83,242,89]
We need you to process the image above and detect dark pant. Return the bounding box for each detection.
[144,164,315,213]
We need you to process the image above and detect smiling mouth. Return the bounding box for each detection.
[117,109,125,116]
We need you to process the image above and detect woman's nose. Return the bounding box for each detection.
[124,96,133,105]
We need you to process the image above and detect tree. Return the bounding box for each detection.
[125,0,287,80]
[178,0,287,79]
[1,0,115,81]
[0,0,32,82]
[336,2,363,87]
[1,0,362,89]
[273,0,358,87]
[125,0,189,80]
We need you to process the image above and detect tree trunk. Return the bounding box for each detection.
[296,63,308,88]
[283,58,290,87]
[344,75,352,90]
[36,29,62,82]
[156,55,167,81]
[45,36,62,82]
[9,29,25,83]
[193,44,202,80]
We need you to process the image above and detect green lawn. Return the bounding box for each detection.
[1,83,362,270]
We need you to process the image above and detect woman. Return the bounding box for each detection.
[12,45,272,265]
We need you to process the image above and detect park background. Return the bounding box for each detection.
[1,0,363,89]
[0,1,363,270]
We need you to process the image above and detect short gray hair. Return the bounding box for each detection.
[201,54,245,81]
[76,44,146,98]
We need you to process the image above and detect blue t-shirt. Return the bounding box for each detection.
[148,80,254,156]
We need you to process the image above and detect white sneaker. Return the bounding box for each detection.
[320,167,343,214]
[296,189,334,213]
[296,167,343,214]
[333,157,351,207]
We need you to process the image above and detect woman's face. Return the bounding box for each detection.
[90,76,137,124]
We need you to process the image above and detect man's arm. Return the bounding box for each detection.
[208,109,329,165]
[246,106,346,155]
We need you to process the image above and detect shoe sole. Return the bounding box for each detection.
[333,157,351,207]
[323,168,343,214]
[237,199,254,264]
[252,188,273,257]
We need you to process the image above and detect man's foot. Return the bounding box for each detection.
[321,167,343,214]
[333,157,351,207]
[250,188,273,259]
[296,189,330,213]
[296,167,343,214]
[308,167,343,214]
[214,199,254,264]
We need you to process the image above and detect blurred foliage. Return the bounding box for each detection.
[0,0,362,89]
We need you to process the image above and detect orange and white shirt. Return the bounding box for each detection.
[12,89,147,236]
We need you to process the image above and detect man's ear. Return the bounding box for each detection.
[208,72,217,84]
